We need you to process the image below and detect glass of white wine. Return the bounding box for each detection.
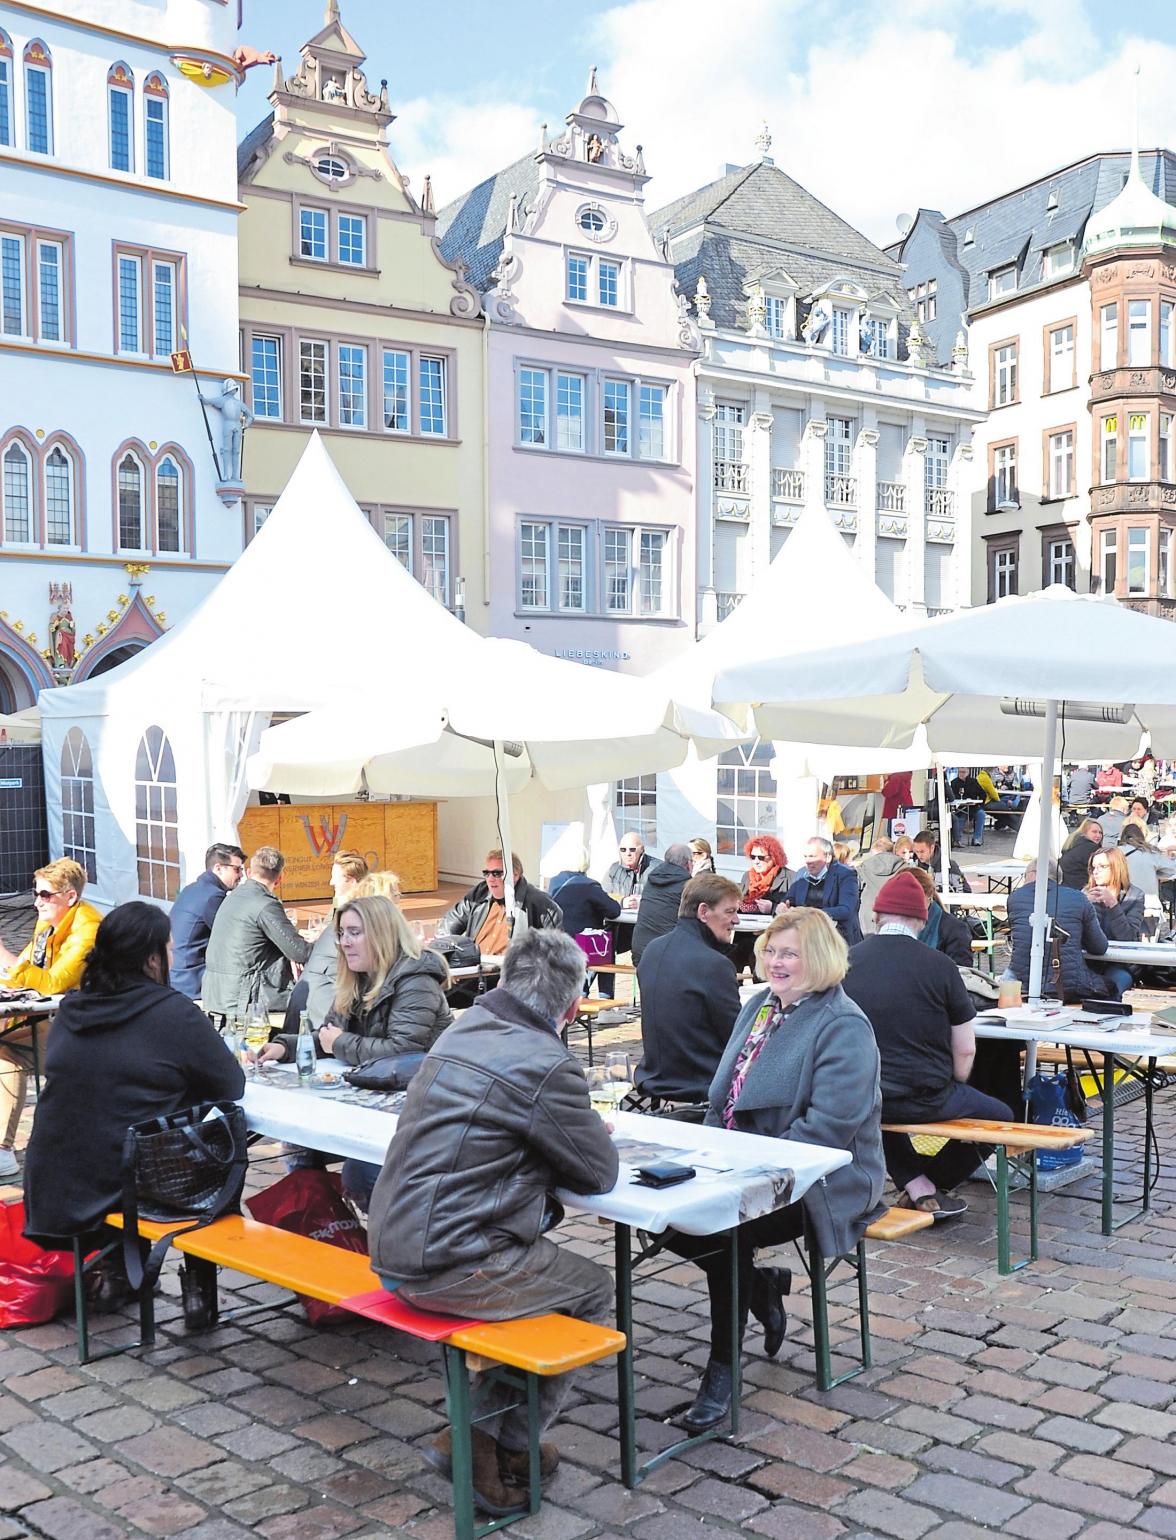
[605,1051,634,1110]
[243,1005,270,1071]
[586,1067,613,1117]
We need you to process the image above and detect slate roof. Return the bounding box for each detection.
[237,113,275,179]
[649,160,908,332]
[436,153,541,291]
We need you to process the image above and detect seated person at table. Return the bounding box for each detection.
[22,902,243,1305]
[1066,765,1096,805]
[368,929,618,1518]
[283,849,369,1032]
[739,834,792,914]
[912,830,971,894]
[784,837,862,945]
[1095,763,1124,791]
[843,871,1011,1219]
[1127,795,1154,829]
[635,874,742,1106]
[664,908,886,1433]
[1060,818,1103,889]
[169,843,247,1000]
[1098,796,1129,847]
[438,850,562,954]
[262,895,452,1211]
[857,837,904,937]
[604,833,652,910]
[202,846,310,1019]
[0,858,101,1181]
[1084,846,1144,999]
[631,844,693,964]
[948,769,987,848]
[907,868,973,964]
[1118,822,1176,903]
[1007,860,1110,1002]
[549,851,622,938]
[689,836,717,875]
[977,767,1022,832]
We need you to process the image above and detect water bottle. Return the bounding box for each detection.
[296,1011,317,1088]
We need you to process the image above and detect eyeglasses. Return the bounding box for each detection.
[749,853,771,863]
[482,869,505,879]
[619,846,640,853]
[32,888,58,901]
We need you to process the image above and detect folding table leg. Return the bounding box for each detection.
[614,1224,637,1489]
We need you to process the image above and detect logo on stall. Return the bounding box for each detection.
[298,812,349,857]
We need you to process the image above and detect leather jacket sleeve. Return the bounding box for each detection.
[525,1056,620,1196]
[436,893,476,937]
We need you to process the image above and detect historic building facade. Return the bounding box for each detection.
[655,136,983,634]
[237,5,485,620]
[0,0,245,708]
[891,148,1176,612]
[437,74,698,671]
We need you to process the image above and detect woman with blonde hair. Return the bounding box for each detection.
[689,837,716,875]
[1059,817,1103,889]
[662,906,886,1433]
[1085,844,1144,997]
[355,870,402,902]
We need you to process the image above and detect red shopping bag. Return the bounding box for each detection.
[0,1202,75,1328]
[245,1169,367,1326]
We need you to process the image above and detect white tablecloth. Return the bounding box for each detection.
[241,1076,849,1238]
[1084,939,1176,967]
[974,1006,1175,1059]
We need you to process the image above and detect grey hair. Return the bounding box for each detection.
[1023,859,1061,885]
[500,929,586,1021]
[807,836,834,856]
[664,842,693,871]
[250,845,285,880]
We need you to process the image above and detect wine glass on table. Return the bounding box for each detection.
[605,1051,634,1109]
[243,1004,271,1071]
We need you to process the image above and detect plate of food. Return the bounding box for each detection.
[312,1069,346,1089]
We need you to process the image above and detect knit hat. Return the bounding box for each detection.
[874,870,929,922]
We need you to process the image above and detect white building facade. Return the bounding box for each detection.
[0,0,243,712]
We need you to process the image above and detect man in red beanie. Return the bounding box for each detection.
[842,870,1012,1219]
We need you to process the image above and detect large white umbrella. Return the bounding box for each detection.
[714,586,1176,1000]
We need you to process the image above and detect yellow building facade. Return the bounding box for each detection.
[236,5,485,616]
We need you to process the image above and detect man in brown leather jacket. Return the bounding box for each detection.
[368,928,618,1517]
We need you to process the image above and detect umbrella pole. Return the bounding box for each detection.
[936,763,951,894]
[494,739,518,927]
[1027,700,1059,1008]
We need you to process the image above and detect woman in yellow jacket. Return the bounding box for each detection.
[0,858,101,1177]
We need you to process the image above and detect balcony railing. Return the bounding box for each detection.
[771,467,805,501]
[926,487,955,517]
[825,472,857,509]
[716,591,745,621]
[877,481,905,513]
[714,460,749,493]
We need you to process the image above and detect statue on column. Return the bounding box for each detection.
[48,582,76,671]
[198,378,254,485]
[803,299,831,346]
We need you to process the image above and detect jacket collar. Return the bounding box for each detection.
[472,985,561,1037]
[680,915,728,953]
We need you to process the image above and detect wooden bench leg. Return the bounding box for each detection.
[443,1344,477,1540]
[806,1229,871,1393]
[74,1235,155,1365]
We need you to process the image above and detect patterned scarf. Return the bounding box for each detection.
[723,999,790,1128]
[745,862,781,902]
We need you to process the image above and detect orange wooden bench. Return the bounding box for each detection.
[865,1206,935,1241]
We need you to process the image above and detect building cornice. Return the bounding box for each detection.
[969,269,1086,323]
[490,320,695,364]
[0,340,245,381]
[249,420,461,448]
[0,550,232,572]
[695,355,985,422]
[0,151,246,213]
[239,283,483,330]
[1,2,244,80]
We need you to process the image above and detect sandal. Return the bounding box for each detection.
[903,1188,968,1220]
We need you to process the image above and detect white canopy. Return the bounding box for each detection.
[0,708,39,743]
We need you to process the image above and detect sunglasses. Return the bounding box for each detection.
[482,869,505,879]
[749,854,771,863]
[33,888,59,901]
[619,846,640,853]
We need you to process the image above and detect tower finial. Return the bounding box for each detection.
[587,65,598,94]
[1131,62,1142,182]
[755,122,773,164]
[325,0,340,24]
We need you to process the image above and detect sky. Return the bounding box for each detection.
[237,0,1176,245]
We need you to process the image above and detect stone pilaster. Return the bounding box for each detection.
[902,435,928,615]
[855,427,879,578]
[949,440,974,610]
[801,418,828,526]
[696,384,717,632]
[748,391,773,585]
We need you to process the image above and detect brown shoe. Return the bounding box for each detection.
[498,1440,560,1486]
[423,1428,526,1517]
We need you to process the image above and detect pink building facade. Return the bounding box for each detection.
[439,78,699,673]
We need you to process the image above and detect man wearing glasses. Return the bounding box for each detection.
[169,842,248,1000]
[438,849,563,958]
[605,833,651,910]
[0,858,101,1178]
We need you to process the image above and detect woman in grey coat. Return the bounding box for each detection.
[665,907,887,1434]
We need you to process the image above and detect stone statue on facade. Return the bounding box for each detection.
[49,582,76,671]
[198,379,254,485]
[803,299,831,346]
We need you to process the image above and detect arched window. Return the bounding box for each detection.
[0,31,12,149]
[2,440,32,543]
[135,725,180,900]
[23,40,52,155]
[143,73,168,179]
[44,444,74,545]
[61,727,97,882]
[117,451,144,549]
[107,62,133,172]
[156,454,182,552]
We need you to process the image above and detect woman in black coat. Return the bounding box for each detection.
[1060,819,1104,889]
[23,903,244,1254]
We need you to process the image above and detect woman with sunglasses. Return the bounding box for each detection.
[0,859,101,1180]
[739,835,792,915]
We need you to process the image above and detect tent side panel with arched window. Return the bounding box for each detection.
[60,725,97,882]
[134,725,180,900]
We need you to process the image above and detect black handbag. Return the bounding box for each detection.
[428,934,481,970]
[344,1052,425,1091]
[120,1100,248,1293]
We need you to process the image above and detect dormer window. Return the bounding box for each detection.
[989,264,1016,300]
[764,296,786,338]
[1042,242,1072,279]
[963,228,975,247]
[830,306,854,355]
[317,155,348,182]
[862,316,893,359]
[1046,188,1059,211]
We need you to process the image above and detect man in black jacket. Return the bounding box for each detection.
[437,850,562,950]
[169,843,246,999]
[636,874,742,1103]
[631,843,693,963]
[368,929,618,1517]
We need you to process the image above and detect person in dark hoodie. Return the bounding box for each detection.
[260,895,453,1210]
[631,843,694,963]
[23,902,244,1294]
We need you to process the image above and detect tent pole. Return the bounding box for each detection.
[936,762,950,894]
[494,739,518,928]
[1027,700,1059,1006]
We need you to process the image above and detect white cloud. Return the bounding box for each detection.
[390,95,544,210]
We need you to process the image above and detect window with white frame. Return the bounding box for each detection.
[614,775,657,850]
[925,435,949,492]
[24,41,52,155]
[830,307,852,356]
[604,526,631,611]
[1162,300,1175,369]
[764,295,787,338]
[117,252,142,351]
[826,416,853,477]
[1,231,23,336]
[1162,528,1173,598]
[252,503,274,538]
[1127,527,1149,595]
[383,348,409,432]
[517,520,590,611]
[250,334,282,418]
[1042,243,1072,279]
[1049,323,1074,392]
[44,444,73,545]
[714,402,744,461]
[1047,535,1075,589]
[598,258,620,307]
[603,379,630,455]
[638,529,667,614]
[994,341,1017,406]
[0,36,11,149]
[565,250,623,308]
[37,238,63,342]
[152,259,176,355]
[638,383,667,460]
[991,544,1018,600]
[155,454,183,552]
[420,515,450,605]
[108,64,133,172]
[993,442,1017,507]
[314,154,349,184]
[117,451,145,548]
[378,509,453,605]
[576,204,607,237]
[299,206,327,261]
[60,727,97,883]
[556,371,584,451]
[1161,413,1173,482]
[863,316,892,358]
[1128,300,1151,367]
[337,213,365,266]
[1101,415,1118,482]
[299,339,327,422]
[135,725,180,901]
[419,355,447,435]
[115,246,183,357]
[1048,429,1074,499]
[1099,528,1117,594]
[566,252,588,302]
[716,740,777,857]
[2,441,31,543]
[989,264,1016,300]
[382,511,410,568]
[144,76,168,178]
[558,523,586,609]
[519,521,550,609]
[1100,303,1118,371]
[337,343,367,427]
[518,367,547,446]
[909,279,937,323]
[1128,413,1149,481]
[0,225,68,344]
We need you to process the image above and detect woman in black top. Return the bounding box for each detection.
[1060,818,1103,889]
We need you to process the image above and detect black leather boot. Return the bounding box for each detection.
[679,1358,734,1433]
[749,1265,792,1358]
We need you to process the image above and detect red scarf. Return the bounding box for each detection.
[746,862,780,901]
